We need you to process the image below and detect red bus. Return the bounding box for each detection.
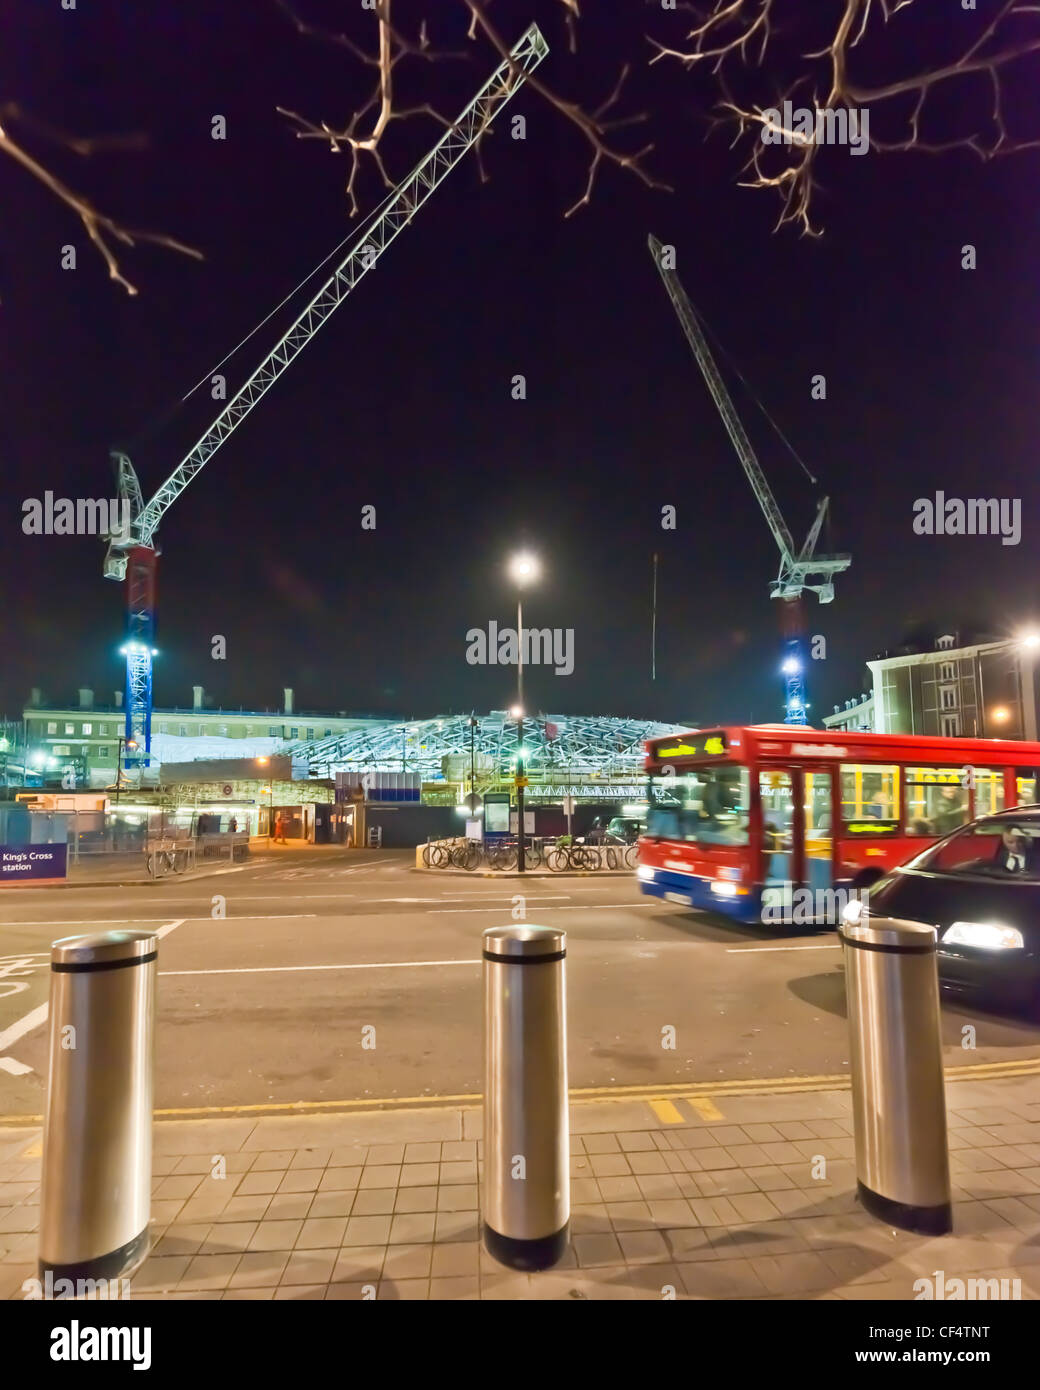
[637,725,1040,924]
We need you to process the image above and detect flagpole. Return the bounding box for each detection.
[651,553,658,681]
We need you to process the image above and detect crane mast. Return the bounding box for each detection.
[647,234,850,724]
[102,23,548,768]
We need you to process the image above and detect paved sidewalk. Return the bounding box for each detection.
[3,1074,1040,1301]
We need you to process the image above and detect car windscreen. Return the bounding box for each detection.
[908,818,1040,881]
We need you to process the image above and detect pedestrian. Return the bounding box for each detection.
[228,815,238,834]
[274,812,286,844]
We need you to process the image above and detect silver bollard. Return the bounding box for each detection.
[840,914,952,1235]
[39,930,158,1281]
[482,925,569,1270]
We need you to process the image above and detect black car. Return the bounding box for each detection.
[848,808,1040,1018]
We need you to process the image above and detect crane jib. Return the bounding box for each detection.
[109,22,549,556]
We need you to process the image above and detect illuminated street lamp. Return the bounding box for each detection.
[508,553,540,874]
[992,706,1010,723]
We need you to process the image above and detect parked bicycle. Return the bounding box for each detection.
[421,834,631,873]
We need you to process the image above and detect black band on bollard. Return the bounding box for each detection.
[52,951,158,974]
[839,933,934,956]
[39,1226,151,1283]
[856,1180,952,1236]
[482,950,566,964]
[483,1221,569,1271]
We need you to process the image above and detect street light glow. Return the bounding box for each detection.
[510,705,524,719]
[509,552,540,586]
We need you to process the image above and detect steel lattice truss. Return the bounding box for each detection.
[298,712,686,782]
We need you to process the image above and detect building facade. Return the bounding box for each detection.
[822,633,1040,740]
[868,634,1039,740]
[20,686,390,789]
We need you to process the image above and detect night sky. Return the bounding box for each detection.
[4,0,1039,729]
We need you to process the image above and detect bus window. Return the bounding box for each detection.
[1017,773,1038,806]
[840,764,900,833]
[804,771,833,893]
[972,769,1005,817]
[905,767,973,836]
[651,767,749,845]
[760,770,793,882]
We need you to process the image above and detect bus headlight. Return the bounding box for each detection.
[637,865,656,882]
[943,921,1024,951]
[710,880,738,897]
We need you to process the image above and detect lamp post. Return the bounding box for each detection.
[256,758,271,840]
[508,553,540,874]
[469,715,478,818]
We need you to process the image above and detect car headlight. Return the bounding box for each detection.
[943,921,1025,951]
[636,865,656,882]
[842,898,866,927]
[710,879,738,897]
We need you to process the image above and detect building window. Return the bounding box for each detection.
[269,726,279,737]
[159,723,168,734]
[290,727,299,739]
[939,662,955,682]
[47,722,57,734]
[219,725,229,737]
[939,686,957,710]
[64,723,75,735]
[98,747,109,759]
[940,714,961,737]
[54,745,71,756]
[178,724,187,737]
[82,723,92,735]
[306,727,314,740]
[324,728,332,737]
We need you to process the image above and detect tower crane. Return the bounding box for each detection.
[102,23,549,768]
[647,234,850,725]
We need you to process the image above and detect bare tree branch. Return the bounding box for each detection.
[651,0,1040,234]
[278,0,667,219]
[0,103,202,296]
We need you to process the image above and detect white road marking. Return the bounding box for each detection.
[384,895,572,904]
[0,920,188,1073]
[0,1004,49,1055]
[427,903,655,914]
[0,1057,31,1075]
[726,943,841,953]
[160,958,481,977]
[0,918,178,927]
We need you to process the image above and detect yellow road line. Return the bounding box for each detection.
[686,1097,724,1122]
[1,1055,1038,1127]
[648,1099,684,1124]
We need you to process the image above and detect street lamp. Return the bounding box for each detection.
[469,715,478,817]
[508,553,539,874]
